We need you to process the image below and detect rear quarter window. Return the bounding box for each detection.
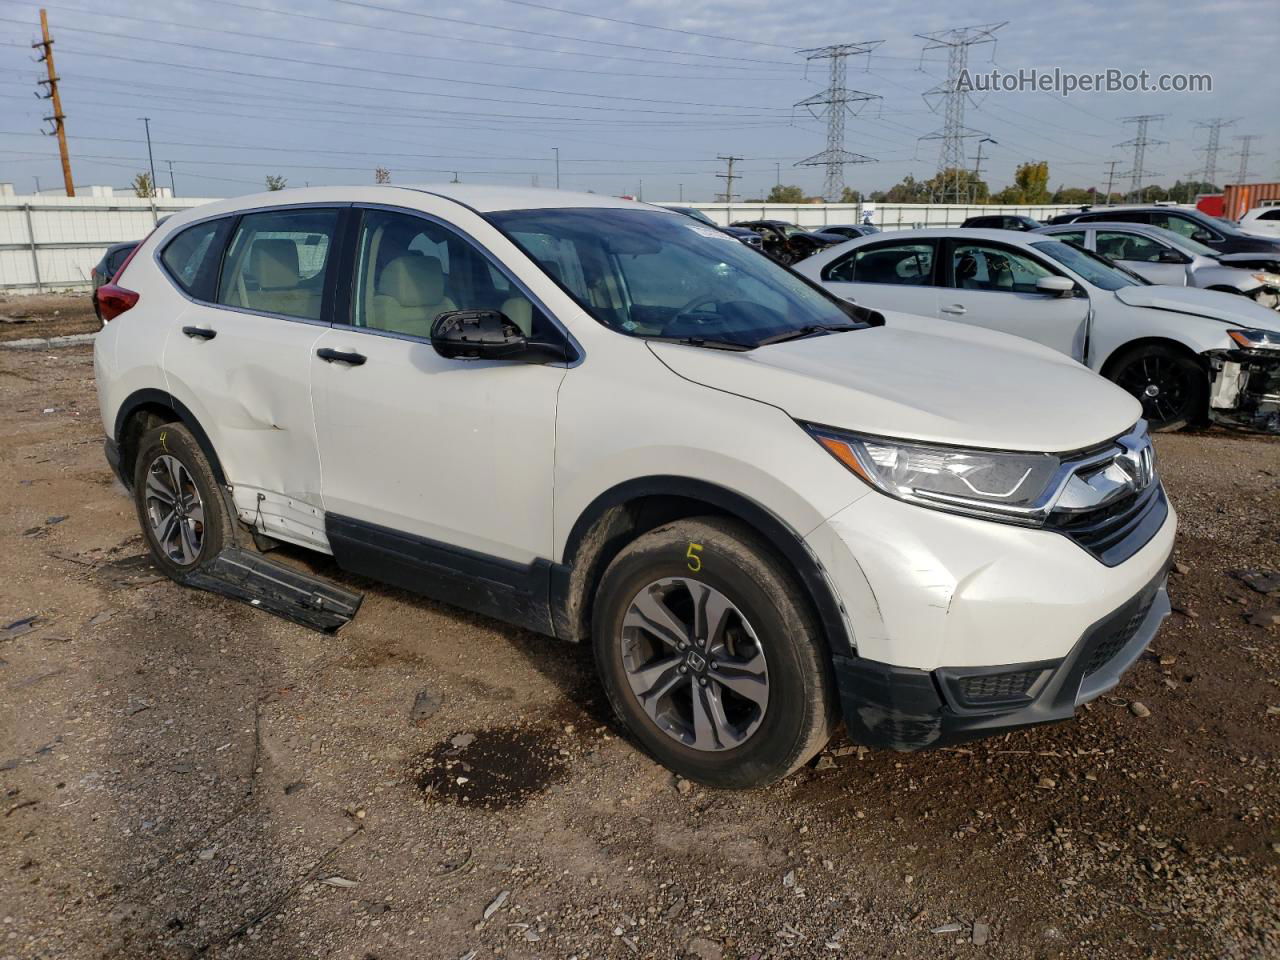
[161,218,232,301]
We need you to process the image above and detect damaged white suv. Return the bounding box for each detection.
[94,186,1175,788]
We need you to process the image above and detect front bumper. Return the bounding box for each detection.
[1207,347,1280,433]
[832,564,1171,750]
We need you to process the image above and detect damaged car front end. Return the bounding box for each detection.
[1207,328,1280,432]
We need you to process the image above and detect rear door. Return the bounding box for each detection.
[160,205,346,551]
[818,238,940,318]
[938,238,1090,358]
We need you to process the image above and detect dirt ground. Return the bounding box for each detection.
[1,331,1278,959]
[0,293,99,343]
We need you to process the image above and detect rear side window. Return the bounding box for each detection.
[216,209,340,321]
[160,219,230,300]
[1259,209,1280,221]
[824,241,935,285]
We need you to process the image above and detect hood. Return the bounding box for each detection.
[1216,251,1280,272]
[649,312,1140,453]
[1113,285,1280,331]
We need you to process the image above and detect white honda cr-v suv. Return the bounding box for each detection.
[93,186,1175,788]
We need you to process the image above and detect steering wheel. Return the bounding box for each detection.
[671,294,722,320]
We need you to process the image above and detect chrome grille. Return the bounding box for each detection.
[1047,482,1168,567]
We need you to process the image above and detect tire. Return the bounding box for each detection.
[591,517,837,788]
[132,423,232,581]
[1106,343,1207,433]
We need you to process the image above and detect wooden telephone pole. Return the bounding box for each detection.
[34,9,74,196]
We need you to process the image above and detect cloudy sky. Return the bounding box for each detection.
[0,0,1275,200]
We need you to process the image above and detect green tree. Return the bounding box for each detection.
[265,174,288,191]
[873,175,931,203]
[1166,179,1218,203]
[766,184,806,203]
[925,167,990,203]
[131,172,154,198]
[994,161,1051,204]
[1052,186,1095,205]
[840,187,863,203]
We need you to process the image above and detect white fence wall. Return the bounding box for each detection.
[1,195,216,294]
[672,202,1082,230]
[0,194,1090,295]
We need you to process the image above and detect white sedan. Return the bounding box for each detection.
[795,228,1280,432]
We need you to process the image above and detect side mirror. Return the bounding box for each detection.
[1191,230,1214,244]
[430,310,565,363]
[1036,276,1076,297]
[1157,248,1186,264]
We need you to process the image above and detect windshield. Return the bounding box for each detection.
[669,206,716,226]
[487,207,864,348]
[1146,225,1217,257]
[1031,239,1146,291]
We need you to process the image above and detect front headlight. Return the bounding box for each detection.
[806,425,1064,524]
[1227,328,1280,351]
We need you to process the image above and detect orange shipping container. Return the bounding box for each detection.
[1222,182,1280,220]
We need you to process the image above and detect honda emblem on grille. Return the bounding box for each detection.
[1115,432,1155,490]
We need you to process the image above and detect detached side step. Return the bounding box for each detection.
[180,547,363,633]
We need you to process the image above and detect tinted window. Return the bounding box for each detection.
[108,246,134,274]
[488,207,861,348]
[963,216,999,228]
[1083,210,1149,224]
[216,209,339,320]
[1096,231,1170,263]
[1052,231,1088,248]
[825,241,935,284]
[950,243,1053,293]
[161,220,229,300]
[1152,212,1219,240]
[349,209,541,339]
[1259,209,1280,221]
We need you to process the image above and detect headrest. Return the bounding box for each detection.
[377,255,444,307]
[249,239,300,290]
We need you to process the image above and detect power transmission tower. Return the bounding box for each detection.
[1102,159,1121,204]
[33,8,73,196]
[793,41,882,202]
[1116,115,1167,201]
[1194,117,1234,186]
[715,154,743,204]
[916,22,1005,204]
[1233,134,1262,184]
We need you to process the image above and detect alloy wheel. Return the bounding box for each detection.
[619,576,769,751]
[1115,355,1194,427]
[143,454,205,565]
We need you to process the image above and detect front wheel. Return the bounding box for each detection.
[1107,344,1207,432]
[592,517,837,788]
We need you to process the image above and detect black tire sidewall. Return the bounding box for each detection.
[592,520,831,788]
[132,423,228,579]
[1110,346,1206,432]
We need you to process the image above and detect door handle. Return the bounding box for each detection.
[940,304,967,315]
[316,347,367,366]
[181,326,217,340]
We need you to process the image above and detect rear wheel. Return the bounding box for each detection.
[1108,344,1207,432]
[132,423,231,580]
[592,517,837,788]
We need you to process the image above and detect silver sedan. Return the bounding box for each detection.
[1035,221,1280,309]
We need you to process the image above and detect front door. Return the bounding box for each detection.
[161,206,345,551]
[310,205,568,573]
[938,239,1090,359]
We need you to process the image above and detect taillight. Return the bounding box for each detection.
[95,284,139,322]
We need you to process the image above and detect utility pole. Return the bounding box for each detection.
[33,9,74,196]
[1116,114,1167,201]
[716,155,743,203]
[553,147,560,189]
[1194,117,1234,186]
[1233,134,1262,184]
[166,159,176,197]
[794,41,882,202]
[917,23,1005,204]
[139,117,157,197]
[678,183,683,202]
[1102,159,1121,204]
[971,137,996,200]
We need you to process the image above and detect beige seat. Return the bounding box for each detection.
[246,239,319,318]
[368,255,456,337]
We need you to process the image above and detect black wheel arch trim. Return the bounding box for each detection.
[555,475,855,655]
[112,388,228,488]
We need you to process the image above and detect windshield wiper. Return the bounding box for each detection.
[645,335,754,351]
[754,323,862,346]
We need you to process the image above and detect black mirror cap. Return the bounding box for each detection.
[430,309,569,363]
